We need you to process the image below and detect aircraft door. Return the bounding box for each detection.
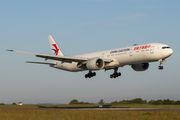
[129,49,133,56]
[150,46,154,54]
[101,53,104,58]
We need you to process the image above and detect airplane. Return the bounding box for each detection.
[7,35,173,78]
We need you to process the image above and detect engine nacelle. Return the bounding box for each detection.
[86,58,104,70]
[131,63,149,71]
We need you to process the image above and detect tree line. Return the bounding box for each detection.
[111,98,180,105]
[0,98,180,105]
[69,98,180,105]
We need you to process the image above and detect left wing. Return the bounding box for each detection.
[26,61,57,65]
[7,50,88,63]
[7,50,113,64]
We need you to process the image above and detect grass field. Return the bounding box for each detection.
[0,109,180,120]
[0,104,180,120]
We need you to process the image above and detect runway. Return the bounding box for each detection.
[58,108,180,111]
[1,108,180,111]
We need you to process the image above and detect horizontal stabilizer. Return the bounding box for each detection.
[26,61,57,65]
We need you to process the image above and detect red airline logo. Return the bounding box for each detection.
[52,44,59,55]
[134,45,151,51]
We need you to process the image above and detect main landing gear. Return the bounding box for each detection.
[158,59,164,70]
[85,70,96,78]
[110,67,121,78]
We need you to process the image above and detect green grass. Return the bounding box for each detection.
[0,105,180,120]
[0,109,180,120]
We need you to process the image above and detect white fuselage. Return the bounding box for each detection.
[52,43,173,72]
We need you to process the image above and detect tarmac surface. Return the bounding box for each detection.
[1,108,180,111]
[57,108,180,111]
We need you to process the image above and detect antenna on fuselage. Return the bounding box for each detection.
[134,44,139,46]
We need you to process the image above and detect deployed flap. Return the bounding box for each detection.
[48,35,64,56]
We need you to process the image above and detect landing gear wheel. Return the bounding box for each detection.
[158,66,163,70]
[93,72,96,76]
[85,71,96,78]
[110,72,121,79]
[118,72,121,76]
[110,74,113,78]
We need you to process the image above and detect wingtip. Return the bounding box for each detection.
[6,49,14,52]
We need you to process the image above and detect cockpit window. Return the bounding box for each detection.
[162,47,170,49]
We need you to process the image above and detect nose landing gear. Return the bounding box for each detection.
[110,67,121,78]
[158,59,164,70]
[85,70,96,78]
[158,66,163,70]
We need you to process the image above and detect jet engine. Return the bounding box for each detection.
[86,58,104,70]
[131,63,149,71]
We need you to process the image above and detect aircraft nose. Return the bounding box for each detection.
[169,48,173,56]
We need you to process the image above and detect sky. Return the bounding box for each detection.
[0,0,180,104]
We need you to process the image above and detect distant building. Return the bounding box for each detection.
[99,105,103,108]
[18,102,23,105]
